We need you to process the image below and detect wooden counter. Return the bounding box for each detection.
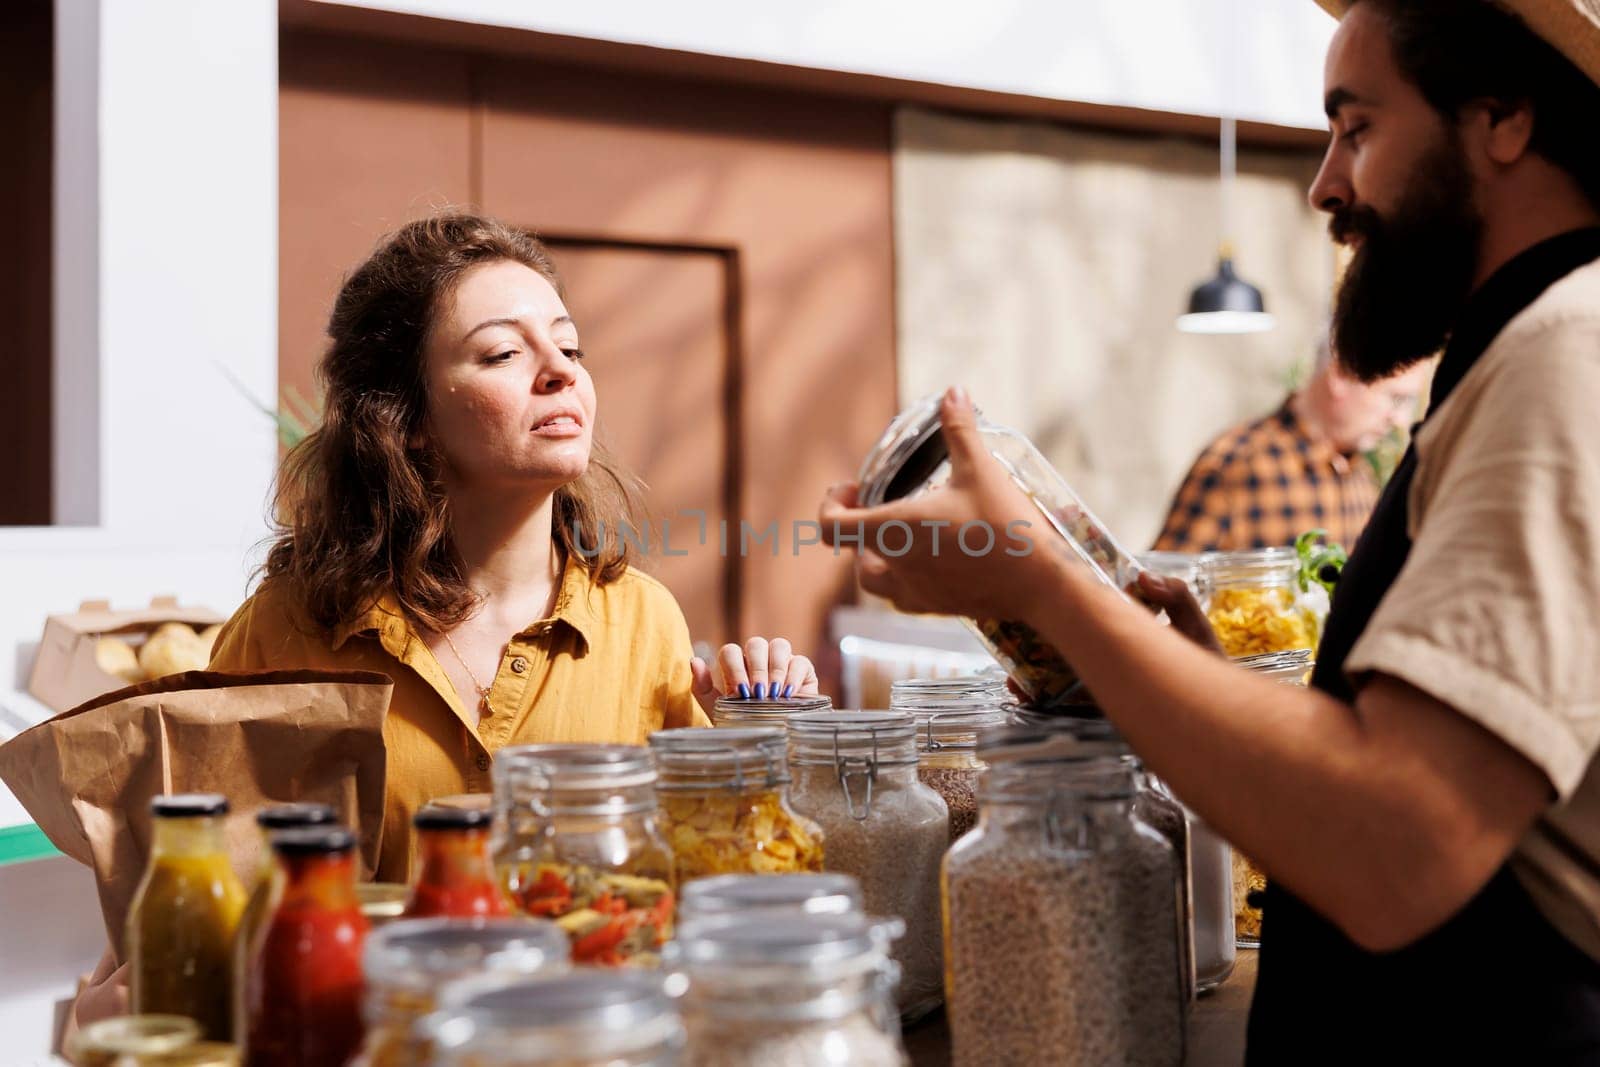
[903,949,1257,1066]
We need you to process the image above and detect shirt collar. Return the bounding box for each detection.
[1430,226,1600,411]
[329,553,602,653]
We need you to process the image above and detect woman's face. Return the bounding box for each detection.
[421,259,596,494]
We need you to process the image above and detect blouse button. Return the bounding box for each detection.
[475,753,490,772]
[510,656,530,674]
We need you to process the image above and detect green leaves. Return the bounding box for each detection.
[1295,528,1349,595]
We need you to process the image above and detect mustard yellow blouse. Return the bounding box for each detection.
[209,558,709,881]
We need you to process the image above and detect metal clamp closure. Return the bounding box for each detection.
[832,731,881,821]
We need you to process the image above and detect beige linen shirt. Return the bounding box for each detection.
[1346,258,1600,959]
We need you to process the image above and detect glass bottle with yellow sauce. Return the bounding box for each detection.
[230,803,338,1041]
[127,794,248,1041]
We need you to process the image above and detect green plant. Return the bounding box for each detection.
[219,364,323,448]
[1295,528,1348,596]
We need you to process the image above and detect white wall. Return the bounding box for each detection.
[310,0,1339,130]
[0,0,279,809]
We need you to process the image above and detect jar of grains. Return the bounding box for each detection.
[1230,648,1314,945]
[672,913,910,1067]
[855,394,1146,710]
[491,745,676,967]
[784,711,949,1021]
[891,676,1008,844]
[351,917,568,1067]
[709,695,833,730]
[945,727,1185,1066]
[1200,548,1319,657]
[428,971,685,1067]
[648,727,824,882]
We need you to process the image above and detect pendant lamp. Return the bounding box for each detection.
[1178,24,1275,335]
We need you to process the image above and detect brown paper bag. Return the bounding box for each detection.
[0,669,391,958]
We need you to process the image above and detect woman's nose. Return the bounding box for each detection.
[534,343,576,393]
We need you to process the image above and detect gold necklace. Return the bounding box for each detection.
[440,628,494,715]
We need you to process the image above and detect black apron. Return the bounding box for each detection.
[1245,229,1600,1066]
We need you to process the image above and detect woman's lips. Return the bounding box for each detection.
[531,414,584,438]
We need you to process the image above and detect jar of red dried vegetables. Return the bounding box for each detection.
[242,826,369,1067]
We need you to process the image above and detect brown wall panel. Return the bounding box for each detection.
[279,29,475,409]
[478,60,897,677]
[0,0,53,525]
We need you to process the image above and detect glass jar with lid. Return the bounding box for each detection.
[491,744,675,967]
[350,917,568,1067]
[428,971,685,1066]
[785,711,947,1020]
[855,394,1146,709]
[648,727,824,881]
[1230,648,1314,945]
[1201,548,1319,657]
[710,695,833,729]
[945,728,1186,1066]
[891,675,1009,843]
[66,1016,202,1067]
[672,913,910,1067]
[678,873,863,924]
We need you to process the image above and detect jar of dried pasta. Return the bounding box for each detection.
[491,745,676,967]
[786,711,948,1021]
[672,913,910,1067]
[648,727,824,882]
[709,695,833,730]
[1230,648,1314,946]
[1201,548,1318,657]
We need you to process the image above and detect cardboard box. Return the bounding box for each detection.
[27,597,227,714]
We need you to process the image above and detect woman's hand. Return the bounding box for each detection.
[71,947,128,1032]
[818,387,1061,622]
[692,637,820,709]
[1135,571,1225,656]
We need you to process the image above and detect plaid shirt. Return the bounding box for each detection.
[1152,401,1379,553]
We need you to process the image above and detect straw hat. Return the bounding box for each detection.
[1315,1,1600,89]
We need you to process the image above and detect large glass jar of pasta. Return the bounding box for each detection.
[491,744,675,967]
[672,913,910,1067]
[127,794,248,1042]
[1230,648,1314,945]
[648,727,824,881]
[428,971,685,1066]
[945,729,1185,1066]
[855,394,1146,709]
[710,695,833,730]
[785,711,947,1021]
[1201,548,1319,657]
[891,675,1008,843]
[351,917,568,1067]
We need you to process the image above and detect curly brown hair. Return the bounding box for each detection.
[264,213,645,636]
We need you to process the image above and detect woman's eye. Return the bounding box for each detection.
[562,347,586,362]
[484,350,516,365]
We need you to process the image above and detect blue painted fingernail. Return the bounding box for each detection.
[753,683,767,699]
[783,685,794,698]
[737,683,750,699]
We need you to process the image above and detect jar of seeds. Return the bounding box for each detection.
[672,913,910,1067]
[784,711,948,1021]
[944,727,1185,1066]
[710,695,833,730]
[890,676,1008,844]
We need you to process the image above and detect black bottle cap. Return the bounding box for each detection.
[256,803,338,830]
[151,793,229,818]
[270,826,357,856]
[413,804,495,831]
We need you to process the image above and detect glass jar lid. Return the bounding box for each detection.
[67,1015,201,1060]
[787,711,918,766]
[364,917,569,996]
[673,912,903,982]
[679,873,863,921]
[357,882,409,926]
[648,727,788,791]
[977,725,1137,796]
[429,971,684,1062]
[1137,550,1203,587]
[711,695,834,728]
[891,678,1009,752]
[1235,647,1315,682]
[494,743,658,816]
[1201,546,1300,586]
[855,393,954,506]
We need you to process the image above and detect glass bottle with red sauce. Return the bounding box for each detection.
[243,827,368,1067]
[404,804,510,919]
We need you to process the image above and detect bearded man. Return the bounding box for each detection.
[821,1,1600,1059]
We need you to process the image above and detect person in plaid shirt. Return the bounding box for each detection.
[1153,338,1428,552]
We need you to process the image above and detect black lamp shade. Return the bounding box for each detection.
[1178,257,1275,334]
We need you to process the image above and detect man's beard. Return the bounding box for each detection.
[1330,131,1483,383]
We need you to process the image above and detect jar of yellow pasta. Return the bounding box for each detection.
[647,727,824,882]
[1201,548,1319,657]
